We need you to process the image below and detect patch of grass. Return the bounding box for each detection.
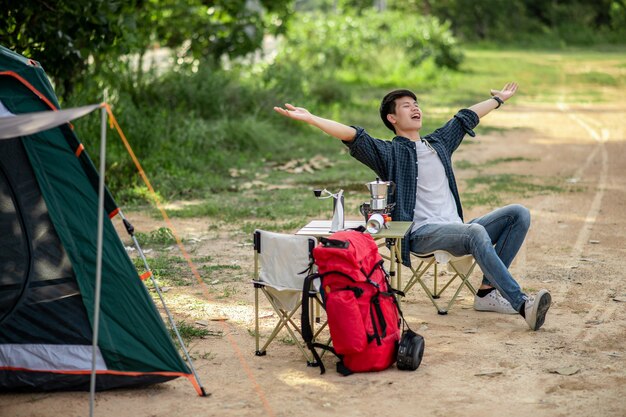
[461,174,564,209]
[134,255,191,286]
[279,336,296,346]
[455,157,537,170]
[201,264,243,283]
[167,180,367,224]
[196,351,217,361]
[192,255,214,263]
[241,219,312,234]
[135,227,177,246]
[201,264,241,273]
[114,186,164,208]
[574,71,620,86]
[138,254,225,286]
[169,321,212,347]
[217,285,238,299]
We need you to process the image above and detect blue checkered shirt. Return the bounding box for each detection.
[344,109,480,266]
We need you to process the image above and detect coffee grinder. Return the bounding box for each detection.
[360,178,395,233]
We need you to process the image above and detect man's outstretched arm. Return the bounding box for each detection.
[468,82,518,119]
[273,103,357,142]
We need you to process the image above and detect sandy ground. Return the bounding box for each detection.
[2,97,625,417]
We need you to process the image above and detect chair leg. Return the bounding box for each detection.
[258,309,300,354]
[447,261,478,294]
[257,288,318,363]
[258,291,297,352]
[404,258,436,294]
[408,261,449,315]
[254,286,265,356]
[415,275,449,315]
[406,256,479,314]
[434,270,460,298]
[438,260,479,314]
[433,262,439,298]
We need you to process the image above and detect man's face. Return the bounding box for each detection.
[388,97,422,133]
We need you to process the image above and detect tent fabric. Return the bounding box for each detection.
[0,344,107,371]
[0,45,194,392]
[0,104,102,140]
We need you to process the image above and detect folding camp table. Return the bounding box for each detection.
[295,220,412,293]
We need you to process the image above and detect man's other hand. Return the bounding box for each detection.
[490,82,518,102]
[273,103,314,124]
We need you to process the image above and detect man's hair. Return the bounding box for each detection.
[379,89,417,133]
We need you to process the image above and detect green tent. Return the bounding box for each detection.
[0,45,202,394]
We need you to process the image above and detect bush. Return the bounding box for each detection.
[276,9,464,83]
[66,60,325,202]
[64,9,465,204]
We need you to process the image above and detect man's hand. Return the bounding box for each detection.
[273,103,314,124]
[273,103,357,142]
[490,82,518,102]
[469,82,519,119]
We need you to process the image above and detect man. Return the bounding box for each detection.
[273,83,551,331]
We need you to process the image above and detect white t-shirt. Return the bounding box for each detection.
[411,139,462,232]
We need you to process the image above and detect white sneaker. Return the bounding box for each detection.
[473,289,518,314]
[524,289,551,331]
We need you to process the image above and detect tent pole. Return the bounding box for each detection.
[118,210,207,396]
[90,105,107,416]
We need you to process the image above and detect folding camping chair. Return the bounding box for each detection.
[252,229,326,363]
[402,251,478,315]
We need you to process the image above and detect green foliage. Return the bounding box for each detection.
[200,264,242,284]
[387,0,626,47]
[134,0,294,64]
[0,0,134,94]
[135,227,177,246]
[134,254,222,287]
[1,0,294,96]
[217,285,238,299]
[169,321,211,347]
[134,255,191,286]
[277,9,463,85]
[69,61,321,200]
[65,43,624,211]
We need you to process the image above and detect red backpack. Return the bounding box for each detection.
[301,229,402,375]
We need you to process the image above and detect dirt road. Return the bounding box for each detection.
[2,96,625,417]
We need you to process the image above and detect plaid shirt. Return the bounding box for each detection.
[344,109,480,266]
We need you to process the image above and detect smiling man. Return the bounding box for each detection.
[274,83,552,331]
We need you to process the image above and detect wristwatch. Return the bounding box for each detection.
[492,96,504,109]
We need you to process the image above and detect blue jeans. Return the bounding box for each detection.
[409,204,530,311]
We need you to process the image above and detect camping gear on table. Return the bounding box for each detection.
[301,229,403,375]
[359,178,395,233]
[0,45,203,394]
[313,188,345,232]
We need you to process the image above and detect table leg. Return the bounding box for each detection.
[394,238,402,308]
[396,238,402,287]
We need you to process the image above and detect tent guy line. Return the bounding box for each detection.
[104,104,277,417]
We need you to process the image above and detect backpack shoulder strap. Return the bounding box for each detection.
[301,272,348,374]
